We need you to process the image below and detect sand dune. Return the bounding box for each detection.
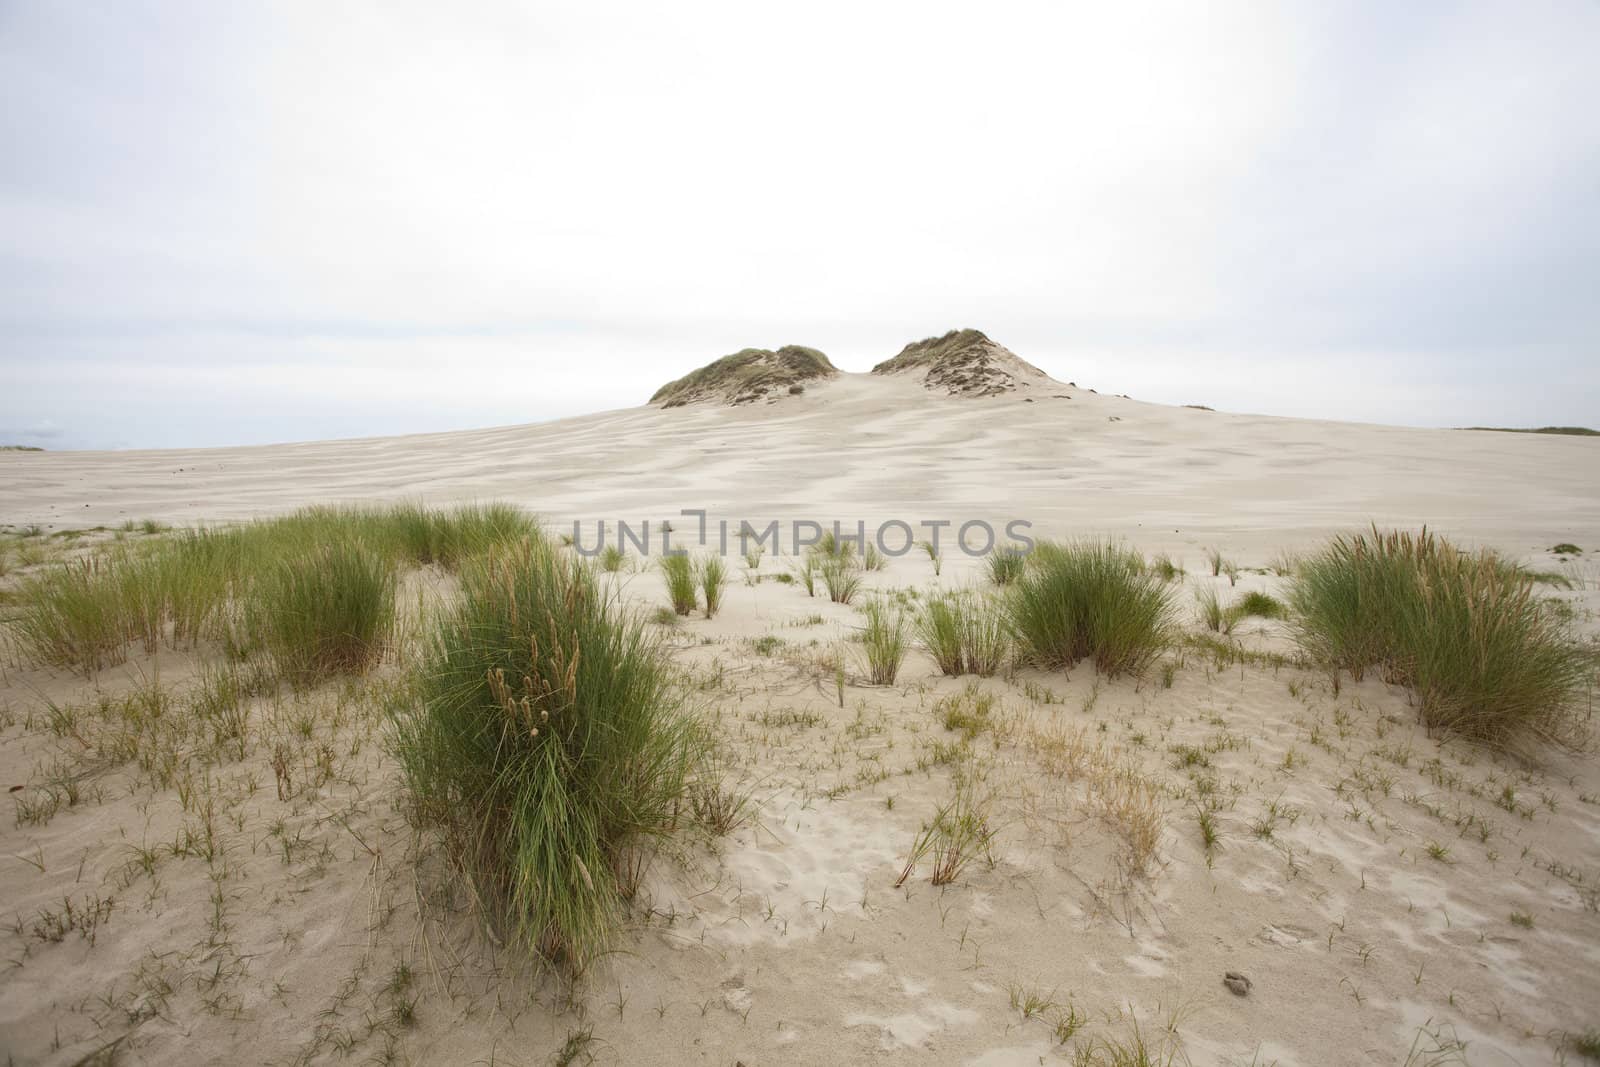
[1,373,1597,1066]
[2,374,1596,559]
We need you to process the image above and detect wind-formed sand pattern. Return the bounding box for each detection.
[1,340,1597,1066]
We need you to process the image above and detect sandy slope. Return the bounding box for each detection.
[1,377,1598,1066]
[2,374,1596,557]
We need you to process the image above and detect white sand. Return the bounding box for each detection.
[1,374,1597,1065]
[4,375,1595,555]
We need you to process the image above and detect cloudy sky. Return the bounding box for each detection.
[3,2,1597,450]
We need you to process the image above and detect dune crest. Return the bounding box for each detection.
[871,328,1055,397]
[650,345,838,407]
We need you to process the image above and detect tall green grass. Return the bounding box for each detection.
[12,503,535,674]
[986,549,1025,586]
[248,543,396,685]
[1007,541,1176,677]
[391,537,701,966]
[858,599,908,685]
[821,555,863,604]
[660,554,697,615]
[698,556,728,619]
[15,557,130,672]
[1292,528,1591,748]
[917,591,1009,676]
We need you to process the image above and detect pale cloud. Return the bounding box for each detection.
[2,1,1596,448]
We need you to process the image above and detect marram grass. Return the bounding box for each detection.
[858,599,909,685]
[917,591,1009,676]
[12,503,535,675]
[1007,540,1176,677]
[247,542,396,685]
[1292,527,1592,749]
[660,553,698,615]
[391,536,702,967]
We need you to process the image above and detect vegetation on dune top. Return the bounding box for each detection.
[1462,425,1598,437]
[871,328,1048,397]
[870,328,996,375]
[649,345,837,407]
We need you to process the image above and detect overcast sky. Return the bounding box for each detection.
[3,2,1597,450]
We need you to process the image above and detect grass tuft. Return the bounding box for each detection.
[917,591,1009,676]
[1008,541,1176,677]
[1291,527,1592,749]
[697,555,728,619]
[986,549,1026,586]
[392,537,702,968]
[858,599,909,685]
[249,542,396,686]
[660,554,698,616]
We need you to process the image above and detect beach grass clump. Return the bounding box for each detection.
[1292,527,1592,748]
[14,558,132,673]
[660,554,698,615]
[821,555,864,604]
[1148,554,1184,582]
[894,770,995,888]
[858,599,908,685]
[1232,590,1285,620]
[391,537,702,967]
[248,542,396,685]
[1008,541,1176,677]
[697,555,728,618]
[986,549,1026,586]
[917,591,1009,676]
[411,502,536,568]
[1196,585,1229,634]
[12,503,537,675]
[790,555,819,596]
[810,529,854,561]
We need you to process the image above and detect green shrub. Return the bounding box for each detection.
[1007,541,1176,677]
[917,591,1008,676]
[249,542,396,685]
[660,554,697,615]
[1292,528,1591,748]
[858,599,908,685]
[392,538,701,967]
[697,555,728,619]
[599,544,628,573]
